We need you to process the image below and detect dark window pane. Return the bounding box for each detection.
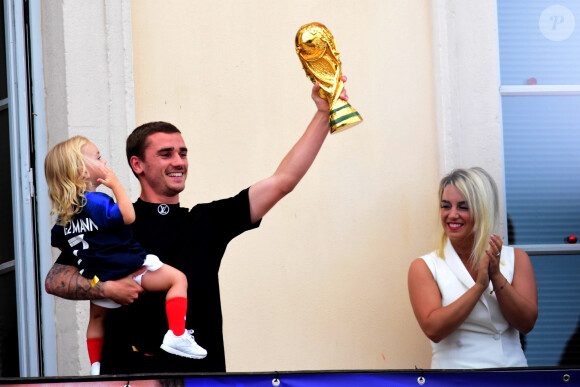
[0,109,13,264]
[0,2,6,99]
[0,269,19,376]
[525,255,580,366]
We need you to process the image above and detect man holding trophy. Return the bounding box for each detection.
[45,22,360,374]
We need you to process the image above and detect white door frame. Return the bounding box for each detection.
[4,0,57,377]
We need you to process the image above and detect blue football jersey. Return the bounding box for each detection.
[51,192,146,282]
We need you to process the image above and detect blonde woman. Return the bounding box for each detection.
[45,136,207,375]
[408,167,538,368]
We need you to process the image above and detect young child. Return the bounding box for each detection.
[45,136,207,375]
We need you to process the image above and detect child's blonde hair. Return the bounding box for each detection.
[45,136,91,225]
[436,167,500,269]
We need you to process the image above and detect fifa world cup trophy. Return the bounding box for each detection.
[295,22,362,134]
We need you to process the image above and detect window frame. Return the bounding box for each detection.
[3,0,56,376]
[498,16,580,255]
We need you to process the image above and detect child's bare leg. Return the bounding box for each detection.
[87,303,107,339]
[87,303,108,374]
[140,264,187,299]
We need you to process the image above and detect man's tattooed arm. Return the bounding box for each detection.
[45,263,145,305]
[45,263,105,300]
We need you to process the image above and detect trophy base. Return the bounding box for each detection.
[329,100,363,134]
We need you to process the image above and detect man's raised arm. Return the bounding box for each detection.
[248,80,348,223]
[45,263,145,305]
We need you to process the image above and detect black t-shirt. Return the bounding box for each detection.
[56,188,260,373]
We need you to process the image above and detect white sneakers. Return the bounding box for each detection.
[90,361,101,375]
[160,329,207,359]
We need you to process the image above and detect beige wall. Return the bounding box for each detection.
[131,0,437,371]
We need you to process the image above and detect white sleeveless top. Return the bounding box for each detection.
[420,241,528,369]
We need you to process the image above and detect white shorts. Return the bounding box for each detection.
[91,254,163,309]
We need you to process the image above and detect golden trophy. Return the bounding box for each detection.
[295,22,362,134]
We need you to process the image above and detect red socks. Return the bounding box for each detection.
[87,337,104,365]
[166,297,187,336]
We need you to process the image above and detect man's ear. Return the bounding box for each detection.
[130,156,144,175]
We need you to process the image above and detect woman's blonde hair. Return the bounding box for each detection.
[436,167,500,269]
[45,136,91,225]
